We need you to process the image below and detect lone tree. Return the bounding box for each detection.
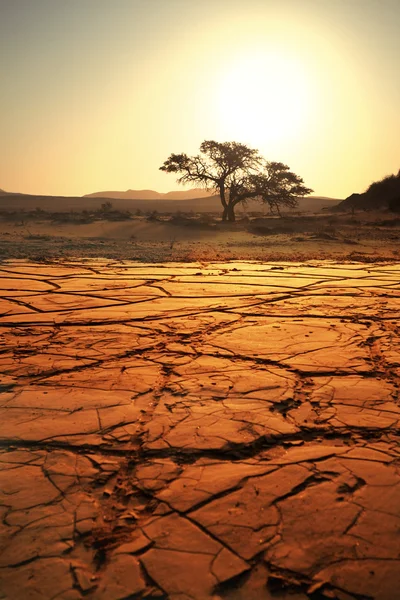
[160,140,312,221]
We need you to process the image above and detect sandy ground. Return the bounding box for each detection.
[1,260,400,599]
[0,213,399,263]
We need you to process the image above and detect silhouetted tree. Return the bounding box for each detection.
[147,209,159,221]
[160,141,312,221]
[100,201,113,212]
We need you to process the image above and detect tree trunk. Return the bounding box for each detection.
[220,183,228,220]
[227,203,235,221]
[222,202,236,222]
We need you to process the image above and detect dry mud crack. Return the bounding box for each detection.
[1,260,400,600]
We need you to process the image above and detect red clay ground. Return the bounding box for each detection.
[1,260,400,599]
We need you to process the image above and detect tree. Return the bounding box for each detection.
[100,201,113,212]
[160,140,312,221]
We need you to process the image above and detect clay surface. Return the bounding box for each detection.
[1,260,400,599]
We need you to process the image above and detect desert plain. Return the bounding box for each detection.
[0,215,400,600]
[0,208,399,263]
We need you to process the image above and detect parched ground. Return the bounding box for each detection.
[1,259,400,599]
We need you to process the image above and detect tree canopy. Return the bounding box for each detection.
[160,140,312,221]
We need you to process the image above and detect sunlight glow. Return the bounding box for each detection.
[1,1,399,198]
[216,51,312,149]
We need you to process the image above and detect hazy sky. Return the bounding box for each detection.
[1,0,399,198]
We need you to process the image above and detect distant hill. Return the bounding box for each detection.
[0,194,339,213]
[332,171,400,212]
[294,196,340,212]
[83,188,215,200]
[83,188,340,212]
[0,192,221,213]
[0,189,340,214]
[0,188,20,196]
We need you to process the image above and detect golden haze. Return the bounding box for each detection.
[0,0,399,198]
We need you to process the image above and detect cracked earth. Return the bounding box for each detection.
[1,260,400,600]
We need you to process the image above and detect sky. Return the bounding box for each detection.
[0,0,399,199]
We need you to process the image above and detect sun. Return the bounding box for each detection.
[216,51,312,149]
